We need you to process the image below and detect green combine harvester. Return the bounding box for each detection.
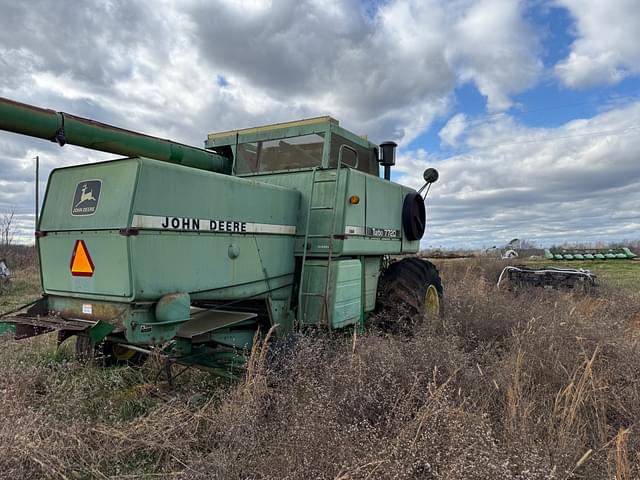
[544,247,637,261]
[0,97,442,375]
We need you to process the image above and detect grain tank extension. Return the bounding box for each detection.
[0,97,441,375]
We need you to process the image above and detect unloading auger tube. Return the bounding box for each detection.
[0,97,232,174]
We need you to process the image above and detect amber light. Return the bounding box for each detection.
[349,195,360,205]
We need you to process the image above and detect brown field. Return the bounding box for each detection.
[0,256,638,479]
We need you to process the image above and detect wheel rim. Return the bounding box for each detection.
[424,285,440,319]
[111,344,135,361]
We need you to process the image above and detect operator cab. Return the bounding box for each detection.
[205,116,379,176]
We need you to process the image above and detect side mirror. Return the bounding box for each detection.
[423,168,439,184]
[418,167,439,196]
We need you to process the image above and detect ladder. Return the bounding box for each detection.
[297,146,356,328]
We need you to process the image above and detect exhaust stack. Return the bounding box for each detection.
[379,141,397,180]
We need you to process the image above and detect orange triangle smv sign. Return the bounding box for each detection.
[70,240,95,277]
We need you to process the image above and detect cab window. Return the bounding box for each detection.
[235,133,324,174]
[329,135,377,175]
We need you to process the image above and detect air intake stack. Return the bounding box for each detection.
[379,141,397,180]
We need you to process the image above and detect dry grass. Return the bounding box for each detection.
[0,257,638,479]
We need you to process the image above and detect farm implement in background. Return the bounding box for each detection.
[497,265,597,292]
[544,247,637,261]
[498,246,637,292]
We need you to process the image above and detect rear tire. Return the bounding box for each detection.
[75,335,145,367]
[372,257,443,333]
[102,341,146,367]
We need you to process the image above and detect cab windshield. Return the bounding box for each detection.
[235,133,324,174]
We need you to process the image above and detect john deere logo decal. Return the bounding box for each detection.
[72,180,101,216]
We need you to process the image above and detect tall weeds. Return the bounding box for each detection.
[0,258,637,479]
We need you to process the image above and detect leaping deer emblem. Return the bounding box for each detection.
[75,184,96,207]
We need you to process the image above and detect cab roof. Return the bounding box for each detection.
[205,116,377,152]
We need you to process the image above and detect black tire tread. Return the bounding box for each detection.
[372,257,443,332]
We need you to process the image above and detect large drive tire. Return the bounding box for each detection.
[372,257,443,333]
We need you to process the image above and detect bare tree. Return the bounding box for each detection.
[1,208,16,247]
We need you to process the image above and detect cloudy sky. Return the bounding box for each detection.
[0,0,639,248]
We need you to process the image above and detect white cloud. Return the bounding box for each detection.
[451,0,542,111]
[3,0,635,248]
[396,101,640,247]
[439,113,468,146]
[188,0,541,140]
[554,0,640,87]
[0,0,543,147]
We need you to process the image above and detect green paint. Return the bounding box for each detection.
[155,293,191,323]
[88,320,115,344]
[0,322,16,334]
[0,97,231,173]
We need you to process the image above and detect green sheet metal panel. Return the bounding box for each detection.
[341,169,365,237]
[39,157,300,302]
[256,169,414,257]
[128,160,300,300]
[331,259,362,328]
[252,170,342,256]
[363,257,381,312]
[131,161,299,298]
[129,233,295,301]
[342,170,407,255]
[132,159,298,227]
[299,258,362,328]
[365,175,401,238]
[40,231,132,298]
[40,158,139,231]
[39,158,139,299]
[364,174,404,251]
[299,259,328,325]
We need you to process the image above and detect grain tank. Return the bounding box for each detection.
[0,97,441,374]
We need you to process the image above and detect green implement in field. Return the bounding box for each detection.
[0,97,443,374]
[544,247,637,261]
[0,322,15,334]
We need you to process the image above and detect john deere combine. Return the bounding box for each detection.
[0,97,441,374]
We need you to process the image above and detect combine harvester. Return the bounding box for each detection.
[0,97,442,375]
[544,247,637,261]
